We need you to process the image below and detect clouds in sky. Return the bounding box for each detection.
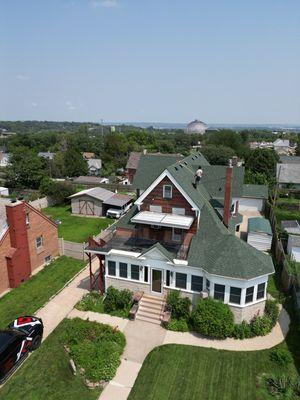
[16,74,30,81]
[66,101,76,110]
[89,0,118,8]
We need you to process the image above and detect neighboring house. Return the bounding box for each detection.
[87,159,102,176]
[82,152,95,160]
[0,152,10,167]
[247,217,272,252]
[38,152,56,160]
[118,177,130,186]
[276,163,300,189]
[281,220,300,262]
[73,176,109,185]
[86,152,273,323]
[125,152,142,184]
[273,139,292,155]
[249,141,274,150]
[69,187,132,217]
[0,199,59,295]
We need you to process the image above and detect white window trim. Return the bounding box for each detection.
[172,207,185,215]
[163,184,172,199]
[36,236,43,248]
[172,228,182,242]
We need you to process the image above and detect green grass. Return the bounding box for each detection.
[128,343,298,400]
[273,207,300,224]
[0,256,85,328]
[0,319,102,400]
[44,204,112,242]
[277,197,300,205]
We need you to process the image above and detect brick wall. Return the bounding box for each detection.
[0,232,10,293]
[106,277,151,294]
[26,204,59,271]
[230,301,266,323]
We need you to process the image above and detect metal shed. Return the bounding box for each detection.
[247,217,273,252]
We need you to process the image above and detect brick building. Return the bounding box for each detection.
[0,200,59,295]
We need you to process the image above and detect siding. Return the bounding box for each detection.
[0,232,10,293]
[26,205,59,271]
[71,195,103,216]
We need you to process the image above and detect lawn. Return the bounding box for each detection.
[273,206,300,225]
[128,343,298,400]
[0,319,104,400]
[0,256,85,328]
[44,204,112,242]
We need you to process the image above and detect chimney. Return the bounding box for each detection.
[223,162,233,228]
[5,201,32,287]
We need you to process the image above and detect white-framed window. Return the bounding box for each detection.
[36,236,43,248]
[229,286,242,305]
[163,185,172,199]
[26,212,30,226]
[256,283,266,300]
[245,286,254,303]
[108,260,116,276]
[119,262,128,278]
[149,205,162,213]
[175,272,187,289]
[172,228,182,242]
[214,284,225,302]
[131,264,140,281]
[172,207,185,215]
[45,255,51,264]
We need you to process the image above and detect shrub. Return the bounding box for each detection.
[266,375,300,398]
[166,290,191,320]
[250,315,272,336]
[232,321,253,339]
[40,178,75,204]
[104,286,132,314]
[270,348,293,367]
[265,300,279,327]
[64,318,126,382]
[191,298,234,339]
[76,291,104,313]
[167,319,189,332]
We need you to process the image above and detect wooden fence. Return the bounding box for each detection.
[58,221,117,260]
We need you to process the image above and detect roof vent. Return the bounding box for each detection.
[11,198,17,203]
[180,164,183,168]
[184,161,187,165]
[175,166,178,171]
[195,155,198,158]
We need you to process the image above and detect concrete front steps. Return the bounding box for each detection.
[136,294,165,325]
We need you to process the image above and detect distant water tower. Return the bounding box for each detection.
[186,119,207,134]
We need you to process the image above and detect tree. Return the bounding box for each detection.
[50,152,66,178]
[63,147,88,177]
[5,147,46,189]
[245,148,279,183]
[201,145,235,165]
[39,178,75,204]
[205,129,247,156]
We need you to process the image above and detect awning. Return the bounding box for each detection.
[131,211,194,229]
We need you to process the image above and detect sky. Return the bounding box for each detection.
[0,0,300,124]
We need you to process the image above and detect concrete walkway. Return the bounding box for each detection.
[35,260,95,339]
[69,305,290,400]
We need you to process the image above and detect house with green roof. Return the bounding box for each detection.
[86,152,273,323]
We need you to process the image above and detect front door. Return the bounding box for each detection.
[151,269,162,293]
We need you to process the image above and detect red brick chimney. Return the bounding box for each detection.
[5,201,31,287]
[223,164,233,228]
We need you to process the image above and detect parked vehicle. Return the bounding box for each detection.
[0,316,43,383]
[106,208,124,219]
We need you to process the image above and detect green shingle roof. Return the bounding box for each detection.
[132,153,183,190]
[248,217,272,235]
[187,205,274,279]
[201,166,244,198]
[242,184,268,199]
[140,242,174,261]
[115,204,139,230]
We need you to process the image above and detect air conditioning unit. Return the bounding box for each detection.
[200,291,209,299]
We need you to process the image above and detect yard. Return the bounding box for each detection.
[0,318,125,400]
[128,342,298,400]
[0,256,85,328]
[43,204,112,242]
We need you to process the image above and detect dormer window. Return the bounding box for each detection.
[163,185,172,199]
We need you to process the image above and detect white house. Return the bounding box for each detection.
[85,152,274,324]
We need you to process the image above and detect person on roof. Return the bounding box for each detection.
[194,165,203,185]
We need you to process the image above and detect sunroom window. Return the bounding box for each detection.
[214,284,225,302]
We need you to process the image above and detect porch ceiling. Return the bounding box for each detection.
[131,211,194,229]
